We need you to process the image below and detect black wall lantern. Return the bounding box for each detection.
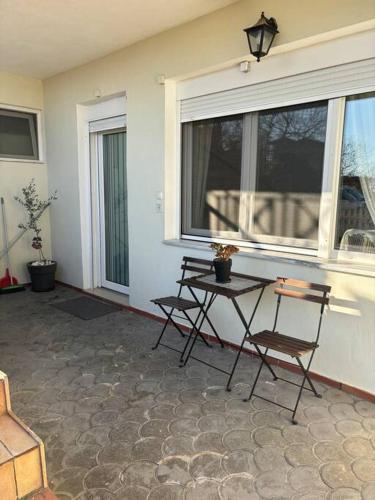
[244,12,279,62]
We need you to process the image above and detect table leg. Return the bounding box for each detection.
[180,291,217,367]
[226,288,277,391]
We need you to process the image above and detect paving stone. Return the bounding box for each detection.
[285,443,319,467]
[175,403,202,418]
[219,473,259,499]
[221,450,258,475]
[184,478,220,500]
[198,414,228,433]
[292,491,327,500]
[304,405,331,422]
[180,389,206,404]
[91,410,120,427]
[169,418,200,436]
[325,389,354,404]
[329,403,362,421]
[352,457,375,481]
[114,485,149,499]
[156,456,190,485]
[329,488,362,500]
[320,462,361,489]
[354,400,375,418]
[189,451,225,480]
[313,440,350,463]
[336,419,367,437]
[253,426,287,447]
[289,465,327,492]
[97,442,132,466]
[120,460,158,489]
[252,410,285,429]
[84,464,122,491]
[255,470,294,499]
[162,434,194,456]
[223,429,257,452]
[309,422,341,441]
[254,445,290,472]
[63,444,100,468]
[343,436,375,458]
[147,403,175,419]
[132,437,163,461]
[77,426,111,447]
[362,482,375,500]
[225,398,250,413]
[109,421,140,444]
[147,484,184,499]
[193,431,225,453]
[363,417,375,433]
[140,419,170,438]
[50,467,88,497]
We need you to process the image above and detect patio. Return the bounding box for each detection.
[0,286,374,499]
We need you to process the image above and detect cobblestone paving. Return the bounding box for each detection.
[1,286,375,499]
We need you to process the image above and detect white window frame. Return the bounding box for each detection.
[179,92,375,264]
[0,104,43,162]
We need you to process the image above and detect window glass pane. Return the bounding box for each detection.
[182,115,243,234]
[253,101,328,245]
[335,92,375,254]
[0,110,38,159]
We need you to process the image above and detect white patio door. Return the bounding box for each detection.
[97,126,129,294]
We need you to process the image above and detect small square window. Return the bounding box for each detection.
[0,108,39,160]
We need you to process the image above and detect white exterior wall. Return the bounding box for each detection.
[43,0,375,394]
[0,72,51,283]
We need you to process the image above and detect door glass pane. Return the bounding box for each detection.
[103,131,129,286]
[335,92,375,254]
[182,115,243,234]
[253,101,328,246]
[0,110,38,159]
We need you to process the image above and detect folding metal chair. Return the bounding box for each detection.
[151,256,223,361]
[244,277,331,424]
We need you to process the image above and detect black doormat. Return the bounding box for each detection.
[52,296,120,320]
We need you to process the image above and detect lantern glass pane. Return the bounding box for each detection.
[262,29,274,55]
[248,28,262,53]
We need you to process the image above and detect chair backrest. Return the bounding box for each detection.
[181,256,213,276]
[275,277,331,306]
[176,256,213,298]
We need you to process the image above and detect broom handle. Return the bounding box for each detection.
[1,197,12,278]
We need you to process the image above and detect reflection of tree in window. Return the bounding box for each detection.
[253,101,328,241]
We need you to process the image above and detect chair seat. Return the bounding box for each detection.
[151,296,200,311]
[248,330,316,357]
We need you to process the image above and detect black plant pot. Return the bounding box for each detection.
[213,259,232,283]
[27,261,57,292]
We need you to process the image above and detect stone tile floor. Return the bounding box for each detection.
[0,286,374,500]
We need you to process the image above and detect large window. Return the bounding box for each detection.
[335,92,375,254]
[182,100,328,249]
[0,108,39,161]
[181,91,375,259]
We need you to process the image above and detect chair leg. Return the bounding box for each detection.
[152,306,184,350]
[296,356,321,398]
[244,352,266,402]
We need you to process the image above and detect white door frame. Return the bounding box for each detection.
[94,124,129,294]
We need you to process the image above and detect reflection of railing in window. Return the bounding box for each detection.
[337,201,373,241]
[206,191,321,240]
[206,190,240,232]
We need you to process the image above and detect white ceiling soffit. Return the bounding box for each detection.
[0,0,238,80]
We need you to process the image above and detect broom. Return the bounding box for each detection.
[0,197,25,294]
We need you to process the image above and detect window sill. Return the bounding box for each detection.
[163,238,375,278]
[0,158,45,164]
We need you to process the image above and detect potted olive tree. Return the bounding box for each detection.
[15,179,58,292]
[210,243,239,283]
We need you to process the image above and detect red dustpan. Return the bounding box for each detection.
[0,268,18,288]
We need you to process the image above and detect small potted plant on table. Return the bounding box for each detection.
[15,179,58,292]
[210,243,239,283]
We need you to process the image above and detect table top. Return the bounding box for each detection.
[178,272,274,299]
